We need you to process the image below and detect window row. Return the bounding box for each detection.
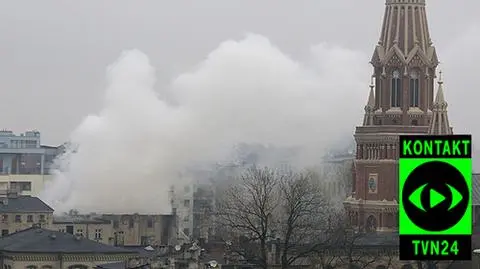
[1,214,46,223]
[388,70,421,108]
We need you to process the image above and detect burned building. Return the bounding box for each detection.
[52,213,176,247]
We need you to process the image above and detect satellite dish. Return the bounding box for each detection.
[209,260,218,268]
[174,245,181,251]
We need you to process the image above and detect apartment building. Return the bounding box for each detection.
[170,167,217,245]
[51,213,176,247]
[0,189,54,236]
[0,130,61,196]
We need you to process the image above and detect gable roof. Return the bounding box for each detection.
[0,195,53,213]
[0,227,137,254]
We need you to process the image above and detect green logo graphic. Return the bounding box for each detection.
[399,136,472,235]
[399,135,472,261]
[408,183,464,212]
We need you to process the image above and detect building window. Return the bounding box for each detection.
[183,228,190,236]
[409,70,420,107]
[1,214,7,223]
[26,266,37,269]
[116,231,125,246]
[58,228,65,233]
[95,229,102,240]
[183,215,189,222]
[27,215,33,223]
[147,218,153,228]
[366,215,378,233]
[10,181,31,191]
[15,215,21,223]
[76,229,84,236]
[141,236,149,246]
[39,215,45,223]
[1,229,8,236]
[184,199,190,207]
[390,70,402,107]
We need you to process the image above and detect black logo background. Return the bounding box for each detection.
[402,161,469,231]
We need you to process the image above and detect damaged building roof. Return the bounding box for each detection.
[53,214,112,224]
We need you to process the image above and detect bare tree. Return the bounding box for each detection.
[216,166,279,269]
[276,170,336,269]
[337,232,387,269]
[216,166,340,269]
[309,228,391,269]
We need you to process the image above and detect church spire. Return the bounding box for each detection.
[369,0,439,126]
[363,78,375,126]
[428,71,452,135]
[373,0,438,66]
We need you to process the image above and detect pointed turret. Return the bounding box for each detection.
[428,71,452,135]
[363,78,376,126]
[372,0,438,68]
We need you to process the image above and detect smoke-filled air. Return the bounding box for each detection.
[40,33,369,214]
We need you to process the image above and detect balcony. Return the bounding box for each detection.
[0,168,52,175]
[0,147,46,154]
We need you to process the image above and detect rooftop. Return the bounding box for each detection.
[0,227,138,254]
[95,261,149,269]
[0,194,53,213]
[352,231,399,247]
[53,214,112,225]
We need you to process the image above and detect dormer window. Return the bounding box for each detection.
[409,70,420,107]
[390,70,402,107]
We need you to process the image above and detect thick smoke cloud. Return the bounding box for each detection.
[41,34,369,214]
[441,23,480,170]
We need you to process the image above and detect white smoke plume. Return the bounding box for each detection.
[41,33,369,214]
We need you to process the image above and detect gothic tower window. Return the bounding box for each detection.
[409,70,420,107]
[365,215,377,233]
[390,70,402,107]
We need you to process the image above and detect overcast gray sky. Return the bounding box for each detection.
[0,0,479,145]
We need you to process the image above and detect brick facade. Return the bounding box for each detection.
[344,0,444,232]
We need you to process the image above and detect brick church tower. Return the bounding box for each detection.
[344,0,453,232]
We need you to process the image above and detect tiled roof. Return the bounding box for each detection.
[473,174,480,205]
[0,195,53,213]
[0,227,137,254]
